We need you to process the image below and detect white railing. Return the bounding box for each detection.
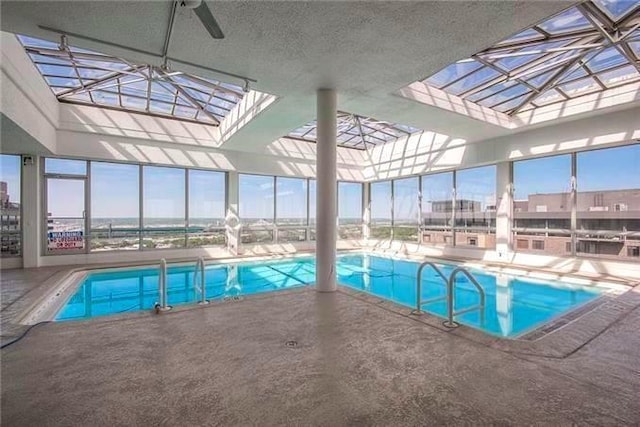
[193,256,209,305]
[155,258,172,312]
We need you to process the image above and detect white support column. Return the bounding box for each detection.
[22,155,41,268]
[316,89,337,292]
[362,181,371,240]
[225,171,241,255]
[495,161,513,259]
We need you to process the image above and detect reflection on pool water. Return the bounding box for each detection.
[57,253,603,338]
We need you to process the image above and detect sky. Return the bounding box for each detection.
[338,182,363,219]
[394,178,419,221]
[513,154,571,199]
[514,144,640,199]
[371,181,391,221]
[275,177,307,221]
[238,175,363,220]
[239,174,274,221]
[5,143,638,221]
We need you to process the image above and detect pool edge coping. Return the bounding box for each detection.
[10,249,639,359]
[337,281,640,358]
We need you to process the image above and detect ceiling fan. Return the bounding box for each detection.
[179,0,224,39]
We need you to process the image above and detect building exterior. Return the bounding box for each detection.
[418,189,640,259]
[422,198,496,249]
[514,189,640,259]
[1,181,9,208]
[0,181,21,256]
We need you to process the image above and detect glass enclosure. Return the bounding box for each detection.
[0,154,21,257]
[91,162,140,251]
[142,166,186,249]
[370,181,391,239]
[188,170,226,248]
[419,1,640,115]
[235,175,362,244]
[421,172,453,245]
[276,177,308,242]
[35,142,640,261]
[393,177,419,241]
[44,159,87,254]
[338,182,364,239]
[513,154,572,256]
[239,174,275,244]
[19,34,244,126]
[309,179,317,241]
[455,165,496,248]
[42,158,227,254]
[576,145,640,259]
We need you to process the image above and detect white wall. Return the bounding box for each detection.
[398,78,640,130]
[364,106,640,181]
[0,32,58,153]
[55,119,364,180]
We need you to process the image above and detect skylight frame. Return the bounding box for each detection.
[285,112,421,150]
[17,34,245,126]
[420,0,640,116]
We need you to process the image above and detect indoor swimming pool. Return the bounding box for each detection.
[55,253,604,338]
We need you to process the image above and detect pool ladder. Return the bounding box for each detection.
[413,261,486,328]
[193,256,209,305]
[411,262,449,316]
[156,258,172,312]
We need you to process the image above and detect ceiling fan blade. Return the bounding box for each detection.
[193,1,225,39]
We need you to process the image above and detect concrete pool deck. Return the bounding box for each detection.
[2,266,640,425]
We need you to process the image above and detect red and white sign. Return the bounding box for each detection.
[48,231,84,250]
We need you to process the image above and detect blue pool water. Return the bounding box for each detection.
[56,254,603,338]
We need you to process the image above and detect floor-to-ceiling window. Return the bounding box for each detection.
[239,174,275,244]
[43,158,227,254]
[513,154,572,256]
[420,171,453,245]
[370,181,392,239]
[393,177,419,241]
[91,162,140,251]
[276,177,308,242]
[0,154,21,257]
[187,169,226,247]
[576,144,640,259]
[142,166,186,249]
[338,181,363,239]
[44,158,87,254]
[309,179,316,241]
[455,165,496,248]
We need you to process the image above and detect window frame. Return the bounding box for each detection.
[511,152,573,256]
[41,156,228,255]
[42,158,89,255]
[0,154,23,258]
[365,141,639,261]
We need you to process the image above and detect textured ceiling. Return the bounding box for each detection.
[1,1,579,151]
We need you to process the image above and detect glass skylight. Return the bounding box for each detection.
[286,112,421,150]
[420,0,640,115]
[18,35,244,125]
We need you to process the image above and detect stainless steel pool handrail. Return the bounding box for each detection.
[444,267,486,328]
[193,256,209,305]
[156,258,172,313]
[412,261,449,315]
